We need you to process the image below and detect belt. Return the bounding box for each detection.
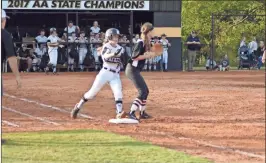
[104,67,119,74]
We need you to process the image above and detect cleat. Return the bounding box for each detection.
[71,104,80,119]
[128,111,138,120]
[53,72,59,75]
[116,111,127,119]
[139,111,151,119]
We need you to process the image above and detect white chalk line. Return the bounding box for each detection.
[2,120,20,127]
[4,94,264,159]
[178,137,265,159]
[3,106,60,126]
[4,93,93,119]
[147,129,265,160]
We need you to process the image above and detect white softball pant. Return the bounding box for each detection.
[84,68,122,101]
[162,51,168,64]
[48,50,58,66]
[79,48,87,65]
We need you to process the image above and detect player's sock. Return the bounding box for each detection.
[165,63,168,70]
[154,64,157,71]
[139,100,147,111]
[77,96,88,109]
[149,65,152,71]
[115,100,123,114]
[130,98,141,112]
[52,66,56,73]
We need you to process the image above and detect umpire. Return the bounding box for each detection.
[1,9,21,143]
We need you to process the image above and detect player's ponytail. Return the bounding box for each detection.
[140,22,154,51]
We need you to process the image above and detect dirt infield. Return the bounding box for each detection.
[2,71,265,163]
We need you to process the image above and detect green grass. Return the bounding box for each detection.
[2,130,211,163]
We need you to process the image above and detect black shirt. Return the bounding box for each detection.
[129,39,146,70]
[1,29,16,62]
[186,35,200,51]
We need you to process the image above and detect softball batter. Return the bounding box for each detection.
[71,28,125,119]
[125,22,162,120]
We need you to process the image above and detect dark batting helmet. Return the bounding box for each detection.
[105,28,120,41]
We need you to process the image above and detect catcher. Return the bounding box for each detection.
[125,22,163,121]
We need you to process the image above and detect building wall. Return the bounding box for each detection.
[151,0,182,71]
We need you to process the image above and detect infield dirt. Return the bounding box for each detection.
[2,71,265,163]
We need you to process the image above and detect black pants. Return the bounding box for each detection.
[125,63,149,101]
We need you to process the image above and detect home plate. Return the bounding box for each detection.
[109,118,139,124]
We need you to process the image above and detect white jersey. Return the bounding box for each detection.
[90,26,100,34]
[34,48,46,58]
[101,43,124,71]
[35,35,48,43]
[160,39,169,51]
[47,35,60,51]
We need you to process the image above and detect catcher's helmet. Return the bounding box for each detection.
[105,28,120,41]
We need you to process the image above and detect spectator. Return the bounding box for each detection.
[68,32,78,71]
[32,44,46,72]
[90,33,102,70]
[205,56,218,71]
[64,20,80,36]
[248,37,258,55]
[186,30,201,72]
[160,34,171,71]
[77,31,88,71]
[120,35,130,56]
[35,29,48,52]
[219,54,230,71]
[17,44,33,72]
[262,50,266,64]
[240,37,246,47]
[132,34,139,45]
[257,41,265,69]
[90,21,100,35]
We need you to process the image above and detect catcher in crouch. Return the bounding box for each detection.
[125,22,163,120]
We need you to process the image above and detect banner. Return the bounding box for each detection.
[2,0,149,10]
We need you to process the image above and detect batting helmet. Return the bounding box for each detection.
[105,28,120,41]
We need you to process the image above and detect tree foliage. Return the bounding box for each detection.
[182,1,265,65]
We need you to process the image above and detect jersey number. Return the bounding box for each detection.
[8,0,30,8]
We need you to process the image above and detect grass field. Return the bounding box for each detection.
[2,130,211,163]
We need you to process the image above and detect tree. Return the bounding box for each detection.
[182,1,265,66]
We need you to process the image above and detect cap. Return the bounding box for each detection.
[161,34,166,37]
[2,10,10,19]
[191,30,197,34]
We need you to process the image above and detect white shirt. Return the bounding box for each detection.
[35,35,48,43]
[101,42,124,71]
[240,40,246,47]
[64,26,77,34]
[160,39,169,51]
[90,26,100,34]
[34,48,46,58]
[47,35,60,51]
[248,41,258,53]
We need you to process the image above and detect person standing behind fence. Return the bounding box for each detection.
[64,20,80,36]
[186,31,200,72]
[160,34,171,72]
[45,28,62,75]
[77,31,88,71]
[91,33,102,71]
[1,9,21,144]
[35,29,48,52]
[67,32,78,72]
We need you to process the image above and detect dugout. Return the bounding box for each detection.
[3,0,182,71]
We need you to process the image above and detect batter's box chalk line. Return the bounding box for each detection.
[2,120,20,127]
[4,93,94,119]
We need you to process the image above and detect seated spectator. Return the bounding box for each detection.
[205,57,218,71]
[17,44,33,72]
[35,29,48,52]
[64,20,80,36]
[90,21,100,35]
[219,54,230,71]
[32,44,46,72]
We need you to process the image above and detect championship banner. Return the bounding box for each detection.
[2,0,150,10]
